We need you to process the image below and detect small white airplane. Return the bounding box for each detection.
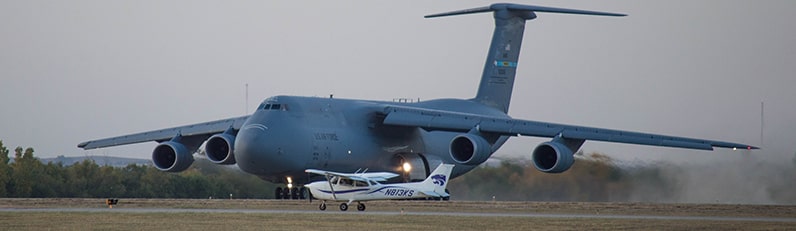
[305,164,454,211]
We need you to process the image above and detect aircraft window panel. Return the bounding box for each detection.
[353,180,368,187]
[339,179,352,186]
[264,104,272,110]
[271,104,281,110]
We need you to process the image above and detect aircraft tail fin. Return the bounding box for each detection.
[418,164,454,197]
[426,4,625,113]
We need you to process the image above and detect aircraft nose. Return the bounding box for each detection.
[234,123,269,174]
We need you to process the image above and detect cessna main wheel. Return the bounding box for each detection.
[357,203,366,211]
[339,203,348,211]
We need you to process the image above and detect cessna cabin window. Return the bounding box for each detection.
[339,179,353,186]
[353,180,369,187]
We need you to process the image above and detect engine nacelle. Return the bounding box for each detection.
[152,141,194,172]
[531,138,583,173]
[449,134,492,165]
[205,133,236,165]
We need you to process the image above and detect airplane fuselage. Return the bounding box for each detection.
[234,95,509,183]
[306,181,423,202]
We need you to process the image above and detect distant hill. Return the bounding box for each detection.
[41,155,151,167]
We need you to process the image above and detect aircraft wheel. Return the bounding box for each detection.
[274,187,283,200]
[290,188,299,199]
[339,203,348,211]
[282,188,291,199]
[319,203,327,211]
[357,203,366,211]
[299,187,308,200]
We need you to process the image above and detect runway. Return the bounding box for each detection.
[3,207,795,223]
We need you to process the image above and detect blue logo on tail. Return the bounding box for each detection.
[431,174,446,186]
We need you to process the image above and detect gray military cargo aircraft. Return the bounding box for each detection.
[78,3,757,199]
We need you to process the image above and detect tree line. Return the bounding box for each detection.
[0,139,670,201]
[447,153,675,202]
[0,140,277,199]
[448,152,796,204]
[2,139,793,203]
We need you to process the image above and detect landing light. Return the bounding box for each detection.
[733,147,737,151]
[403,162,412,173]
[287,177,293,189]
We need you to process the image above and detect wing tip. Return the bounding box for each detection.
[725,145,760,151]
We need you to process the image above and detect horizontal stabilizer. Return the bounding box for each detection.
[421,190,449,198]
[425,3,626,18]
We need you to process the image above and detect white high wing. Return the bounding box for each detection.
[305,164,454,211]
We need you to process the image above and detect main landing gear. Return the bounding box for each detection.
[274,187,307,200]
[318,201,366,211]
[274,177,307,200]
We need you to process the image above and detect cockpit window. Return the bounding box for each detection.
[259,103,288,111]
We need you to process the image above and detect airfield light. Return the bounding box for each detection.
[403,162,412,173]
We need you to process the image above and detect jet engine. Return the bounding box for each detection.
[205,133,236,165]
[531,137,584,173]
[152,141,194,172]
[449,134,491,165]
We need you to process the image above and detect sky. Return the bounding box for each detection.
[1,0,794,166]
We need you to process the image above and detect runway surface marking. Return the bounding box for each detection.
[2,208,794,223]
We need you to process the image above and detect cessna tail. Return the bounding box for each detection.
[415,163,454,198]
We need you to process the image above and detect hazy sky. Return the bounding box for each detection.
[1,0,794,165]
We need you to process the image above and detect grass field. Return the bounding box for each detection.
[1,199,794,230]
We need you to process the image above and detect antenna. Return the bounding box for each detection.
[760,101,764,147]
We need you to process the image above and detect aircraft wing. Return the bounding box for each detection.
[77,116,249,149]
[381,106,758,150]
[305,169,399,182]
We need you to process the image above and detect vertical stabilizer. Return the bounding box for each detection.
[426,4,625,112]
[418,164,454,196]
